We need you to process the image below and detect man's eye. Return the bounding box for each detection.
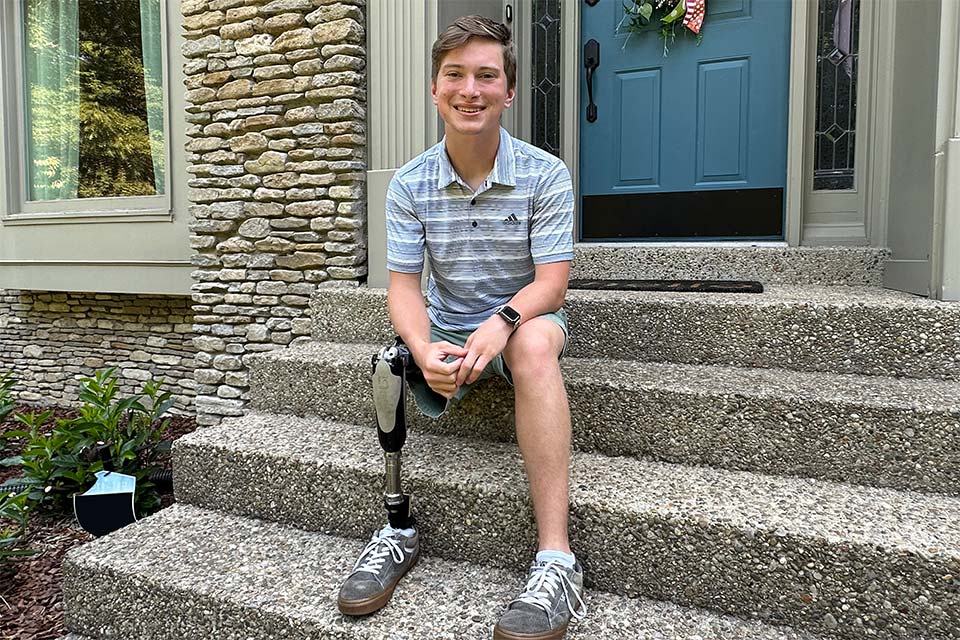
[446,72,460,77]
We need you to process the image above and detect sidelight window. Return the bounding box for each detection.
[813,0,860,191]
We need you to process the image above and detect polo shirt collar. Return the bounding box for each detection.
[436,127,517,190]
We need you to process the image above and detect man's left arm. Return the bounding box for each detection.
[455,262,570,386]
[456,161,574,385]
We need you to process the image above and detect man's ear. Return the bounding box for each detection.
[504,86,516,109]
[431,80,439,106]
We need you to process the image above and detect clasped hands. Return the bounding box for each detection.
[411,315,514,399]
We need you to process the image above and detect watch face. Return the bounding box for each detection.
[499,306,521,324]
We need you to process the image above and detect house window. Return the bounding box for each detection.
[531,0,561,157]
[813,0,859,191]
[2,0,170,218]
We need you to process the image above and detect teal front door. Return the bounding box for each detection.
[580,0,791,241]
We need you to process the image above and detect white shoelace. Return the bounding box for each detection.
[513,560,587,622]
[352,527,406,575]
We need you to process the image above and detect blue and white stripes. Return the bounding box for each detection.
[386,127,574,331]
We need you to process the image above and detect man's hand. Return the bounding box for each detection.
[456,315,514,386]
[412,341,469,399]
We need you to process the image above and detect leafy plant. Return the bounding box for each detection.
[620,0,704,56]
[0,368,174,517]
[0,410,62,505]
[0,372,16,423]
[0,489,36,570]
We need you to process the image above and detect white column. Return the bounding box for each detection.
[366,0,439,288]
[934,0,960,300]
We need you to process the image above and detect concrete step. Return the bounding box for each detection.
[172,413,960,639]
[62,504,818,640]
[248,341,960,497]
[570,245,887,286]
[309,285,960,380]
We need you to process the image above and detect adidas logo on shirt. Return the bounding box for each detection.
[503,213,521,226]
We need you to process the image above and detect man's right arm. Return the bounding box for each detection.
[387,271,432,358]
[387,271,466,399]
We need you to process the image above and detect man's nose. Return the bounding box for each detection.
[459,76,479,97]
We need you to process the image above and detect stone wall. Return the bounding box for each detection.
[0,291,196,412]
[181,0,368,425]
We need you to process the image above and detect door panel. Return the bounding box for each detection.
[618,69,660,184]
[697,58,748,183]
[580,0,791,240]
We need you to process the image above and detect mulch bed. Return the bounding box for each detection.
[1,404,198,640]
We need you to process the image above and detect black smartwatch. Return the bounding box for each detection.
[495,305,522,331]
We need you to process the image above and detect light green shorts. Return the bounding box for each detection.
[408,309,569,418]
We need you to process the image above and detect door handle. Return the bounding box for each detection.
[584,39,600,123]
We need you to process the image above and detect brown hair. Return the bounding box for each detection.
[431,15,516,90]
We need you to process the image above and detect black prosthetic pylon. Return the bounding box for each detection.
[371,338,417,530]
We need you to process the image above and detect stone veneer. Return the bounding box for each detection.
[0,291,196,412]
[181,0,368,425]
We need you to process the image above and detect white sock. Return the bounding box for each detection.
[536,549,576,568]
[380,524,416,537]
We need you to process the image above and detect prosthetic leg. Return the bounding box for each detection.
[371,338,416,530]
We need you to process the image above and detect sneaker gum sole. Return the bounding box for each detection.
[492,622,570,640]
[336,553,419,616]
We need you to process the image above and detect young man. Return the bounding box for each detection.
[338,15,585,639]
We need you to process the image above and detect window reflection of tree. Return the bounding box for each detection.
[26,0,164,201]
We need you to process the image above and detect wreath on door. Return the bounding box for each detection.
[619,0,706,56]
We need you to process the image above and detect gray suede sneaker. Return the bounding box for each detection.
[494,559,587,640]
[337,525,419,616]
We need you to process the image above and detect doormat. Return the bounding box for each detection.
[568,279,764,293]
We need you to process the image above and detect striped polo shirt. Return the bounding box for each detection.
[386,127,574,331]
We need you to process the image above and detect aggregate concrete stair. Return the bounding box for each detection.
[248,340,960,496]
[570,245,888,285]
[310,286,960,380]
[63,248,960,640]
[168,412,960,640]
[62,504,818,640]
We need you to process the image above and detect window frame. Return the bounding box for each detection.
[0,0,174,225]
[799,0,895,247]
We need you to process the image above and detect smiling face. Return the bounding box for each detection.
[432,38,515,141]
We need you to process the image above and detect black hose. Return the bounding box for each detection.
[2,468,174,498]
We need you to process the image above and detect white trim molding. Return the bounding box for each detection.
[800,0,895,246]
[933,0,960,301]
[785,0,812,246]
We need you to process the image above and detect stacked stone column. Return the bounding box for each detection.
[181,0,367,425]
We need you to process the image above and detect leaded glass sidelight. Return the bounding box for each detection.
[23,0,166,202]
[532,0,561,157]
[813,0,859,191]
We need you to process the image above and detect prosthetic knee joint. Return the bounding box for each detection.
[371,339,416,530]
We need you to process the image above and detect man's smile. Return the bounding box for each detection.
[454,105,485,114]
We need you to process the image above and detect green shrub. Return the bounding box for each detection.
[0,368,174,517]
[0,372,15,423]
[0,489,36,569]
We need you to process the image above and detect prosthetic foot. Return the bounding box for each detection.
[371,338,416,530]
[337,339,421,616]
